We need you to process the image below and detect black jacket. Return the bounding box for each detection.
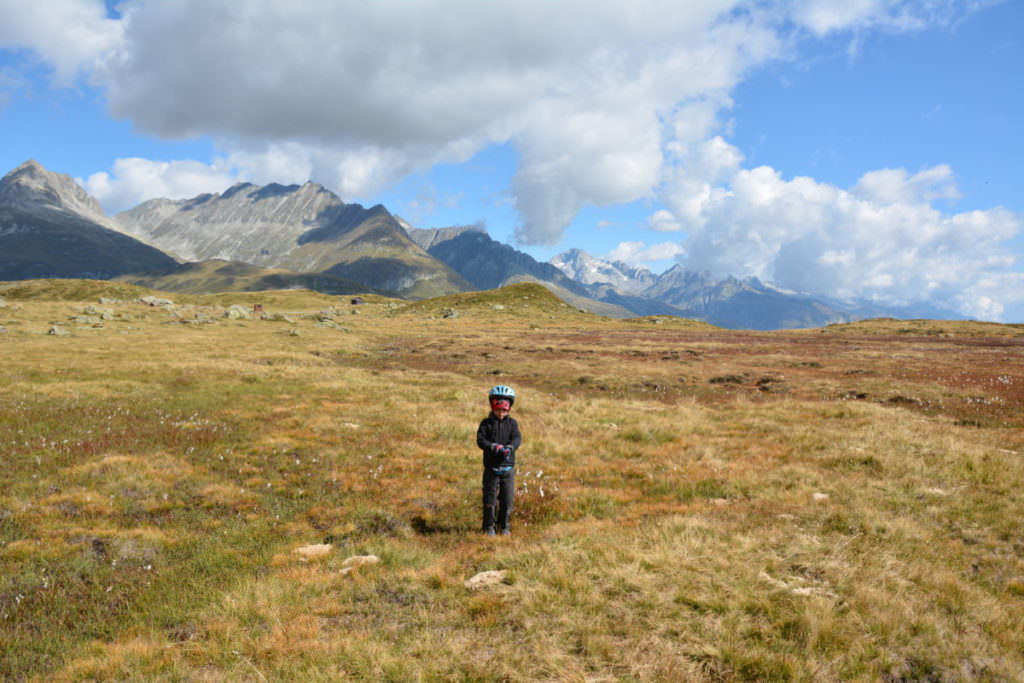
[477,413,522,469]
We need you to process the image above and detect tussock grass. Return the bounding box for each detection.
[2,281,1022,680]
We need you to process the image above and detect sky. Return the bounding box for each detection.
[1,0,1021,322]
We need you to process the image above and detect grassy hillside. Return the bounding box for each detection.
[116,260,374,297]
[1,281,1022,680]
[822,317,1024,338]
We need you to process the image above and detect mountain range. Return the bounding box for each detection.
[0,160,961,329]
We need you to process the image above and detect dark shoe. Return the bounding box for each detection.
[484,528,496,536]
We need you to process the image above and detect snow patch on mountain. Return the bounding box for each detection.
[550,249,656,295]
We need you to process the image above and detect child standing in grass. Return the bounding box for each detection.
[477,385,521,536]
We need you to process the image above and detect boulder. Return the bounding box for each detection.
[224,305,251,320]
[137,296,174,307]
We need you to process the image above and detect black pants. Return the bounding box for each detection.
[482,468,515,531]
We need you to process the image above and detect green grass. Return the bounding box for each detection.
[1,281,1023,680]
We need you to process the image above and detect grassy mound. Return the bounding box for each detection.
[392,282,595,320]
[823,317,1024,337]
[0,278,157,302]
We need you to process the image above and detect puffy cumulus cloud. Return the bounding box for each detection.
[83,158,239,213]
[8,0,1000,258]
[853,165,960,204]
[664,163,1022,319]
[661,134,745,230]
[0,0,121,84]
[44,0,787,241]
[648,210,684,233]
[609,240,685,265]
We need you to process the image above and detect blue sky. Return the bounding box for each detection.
[1,1,1021,321]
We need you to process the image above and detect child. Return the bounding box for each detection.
[476,385,522,536]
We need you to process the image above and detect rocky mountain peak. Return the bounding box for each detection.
[0,159,109,225]
[550,248,655,294]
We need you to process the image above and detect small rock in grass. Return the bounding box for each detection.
[294,543,333,561]
[339,554,380,575]
[464,570,509,591]
[812,492,830,502]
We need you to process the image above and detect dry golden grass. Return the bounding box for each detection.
[1,280,1022,681]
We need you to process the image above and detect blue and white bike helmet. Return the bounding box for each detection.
[488,384,516,406]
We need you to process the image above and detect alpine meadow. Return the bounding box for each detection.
[1,279,1022,681]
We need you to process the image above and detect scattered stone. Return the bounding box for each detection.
[812,492,830,502]
[99,297,121,305]
[138,295,174,307]
[224,305,251,320]
[294,543,333,561]
[48,325,70,336]
[442,308,458,319]
[69,315,104,326]
[464,570,509,591]
[82,305,114,318]
[340,554,380,575]
[0,326,7,335]
[288,328,301,337]
[0,297,6,308]
[491,304,506,311]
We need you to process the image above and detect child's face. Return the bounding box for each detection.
[489,398,511,418]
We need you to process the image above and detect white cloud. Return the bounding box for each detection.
[5,0,993,241]
[853,165,960,205]
[647,210,683,233]
[609,240,685,265]
[43,0,785,243]
[664,163,1021,319]
[0,0,121,84]
[83,157,239,213]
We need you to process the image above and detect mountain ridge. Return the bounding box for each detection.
[113,178,469,299]
[0,160,179,280]
[0,160,970,328]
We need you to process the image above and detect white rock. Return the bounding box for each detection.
[464,570,509,590]
[339,554,380,575]
[294,543,333,560]
[812,492,830,502]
